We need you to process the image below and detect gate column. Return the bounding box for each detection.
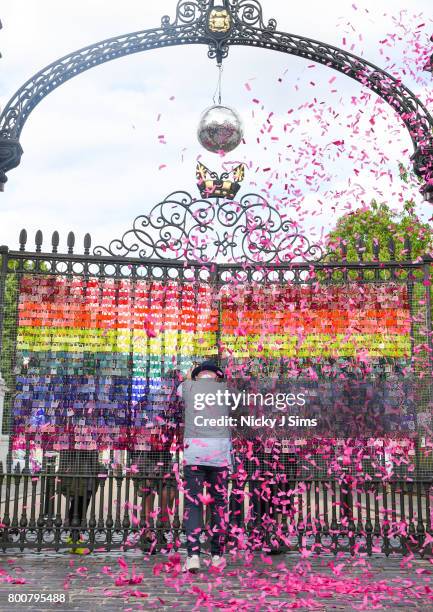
[0,373,7,467]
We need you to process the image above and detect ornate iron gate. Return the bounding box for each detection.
[0,187,432,554]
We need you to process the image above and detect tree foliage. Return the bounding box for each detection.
[326,200,433,261]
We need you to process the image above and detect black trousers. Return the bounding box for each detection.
[230,453,298,527]
[250,453,298,521]
[68,495,91,525]
[183,465,228,557]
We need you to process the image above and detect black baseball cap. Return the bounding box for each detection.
[191,360,224,380]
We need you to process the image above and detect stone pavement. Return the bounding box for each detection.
[0,550,432,612]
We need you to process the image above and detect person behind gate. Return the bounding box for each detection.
[179,360,232,573]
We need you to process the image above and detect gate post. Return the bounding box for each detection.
[422,261,433,479]
[423,261,433,374]
[214,264,222,365]
[0,246,9,468]
[0,373,7,467]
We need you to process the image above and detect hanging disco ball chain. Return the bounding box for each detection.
[197,62,244,154]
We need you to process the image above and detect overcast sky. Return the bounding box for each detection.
[0,0,432,254]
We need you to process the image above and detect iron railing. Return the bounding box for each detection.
[0,464,431,556]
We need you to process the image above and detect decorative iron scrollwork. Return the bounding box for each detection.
[93,190,325,264]
[230,0,277,32]
[0,139,23,190]
[161,0,207,28]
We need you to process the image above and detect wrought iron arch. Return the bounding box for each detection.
[0,0,432,198]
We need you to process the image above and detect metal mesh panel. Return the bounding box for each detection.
[0,254,431,480]
[221,280,432,479]
[0,271,219,473]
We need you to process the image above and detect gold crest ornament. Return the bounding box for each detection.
[196,162,245,200]
[208,9,231,34]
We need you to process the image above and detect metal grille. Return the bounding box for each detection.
[0,470,431,555]
[0,236,432,474]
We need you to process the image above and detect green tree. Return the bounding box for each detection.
[326,200,433,261]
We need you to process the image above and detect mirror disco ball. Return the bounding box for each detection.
[197,105,243,154]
